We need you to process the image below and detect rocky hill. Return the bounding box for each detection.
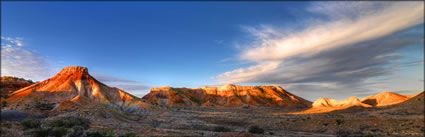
[142,84,312,108]
[5,66,151,112]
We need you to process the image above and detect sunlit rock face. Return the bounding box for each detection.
[361,91,410,107]
[312,96,371,108]
[311,91,414,108]
[6,66,151,111]
[142,84,312,108]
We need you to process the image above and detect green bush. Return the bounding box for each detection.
[69,126,85,137]
[248,125,264,134]
[119,131,137,137]
[336,119,344,126]
[213,126,231,132]
[174,100,185,104]
[49,116,91,129]
[85,130,114,137]
[1,122,12,128]
[35,102,54,110]
[2,101,7,107]
[336,129,350,137]
[51,127,68,137]
[21,119,41,129]
[25,127,50,137]
[189,96,201,104]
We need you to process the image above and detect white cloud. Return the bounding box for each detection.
[240,2,423,62]
[216,2,424,84]
[1,37,56,81]
[215,2,424,100]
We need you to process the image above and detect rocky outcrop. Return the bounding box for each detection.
[6,66,151,112]
[361,91,410,107]
[142,84,312,108]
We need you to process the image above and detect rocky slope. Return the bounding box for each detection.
[5,66,151,112]
[142,84,312,107]
[0,76,34,98]
[360,91,410,107]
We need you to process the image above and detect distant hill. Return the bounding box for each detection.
[312,96,371,108]
[360,91,410,107]
[290,91,422,114]
[378,91,424,114]
[0,76,35,98]
[142,84,312,108]
[5,66,151,112]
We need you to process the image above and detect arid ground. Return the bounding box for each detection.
[1,96,424,137]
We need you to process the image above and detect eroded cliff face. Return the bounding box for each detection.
[6,66,151,111]
[142,84,312,108]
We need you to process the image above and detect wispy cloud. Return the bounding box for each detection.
[114,84,150,91]
[91,73,138,83]
[91,73,151,93]
[239,2,423,62]
[1,37,57,81]
[215,2,424,100]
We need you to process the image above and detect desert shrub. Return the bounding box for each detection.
[51,127,68,137]
[262,97,273,102]
[213,126,231,132]
[50,119,65,127]
[336,119,344,126]
[151,120,161,128]
[336,129,350,137]
[189,96,201,104]
[85,130,114,137]
[49,116,91,129]
[21,119,41,129]
[248,125,264,134]
[1,122,12,128]
[2,101,7,107]
[119,131,137,137]
[362,132,375,137]
[174,100,185,104]
[69,126,85,137]
[25,127,50,137]
[35,102,54,110]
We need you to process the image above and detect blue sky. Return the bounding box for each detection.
[2,2,424,101]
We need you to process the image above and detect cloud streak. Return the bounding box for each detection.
[240,2,423,62]
[215,2,424,100]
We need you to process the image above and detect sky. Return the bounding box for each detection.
[1,1,424,101]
